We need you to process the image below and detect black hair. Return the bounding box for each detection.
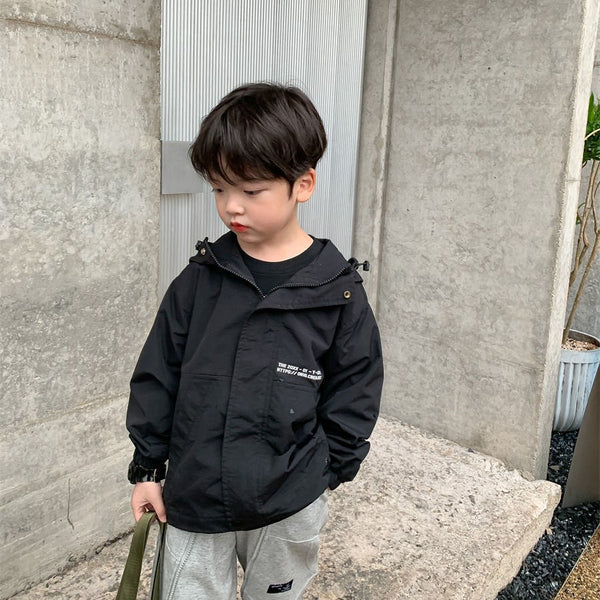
[189,83,327,187]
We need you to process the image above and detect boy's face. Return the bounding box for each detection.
[209,169,315,256]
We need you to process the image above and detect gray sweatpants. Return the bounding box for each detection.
[159,492,328,600]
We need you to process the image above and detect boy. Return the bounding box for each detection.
[126,83,383,600]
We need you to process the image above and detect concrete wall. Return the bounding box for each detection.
[355,0,599,478]
[569,165,600,340]
[569,28,600,340]
[0,2,160,597]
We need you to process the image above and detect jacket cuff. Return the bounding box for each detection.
[132,451,166,471]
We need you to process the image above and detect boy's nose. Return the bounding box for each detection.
[225,194,244,215]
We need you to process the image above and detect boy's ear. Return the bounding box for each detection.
[293,168,317,204]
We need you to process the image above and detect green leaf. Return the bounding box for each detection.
[583,93,600,163]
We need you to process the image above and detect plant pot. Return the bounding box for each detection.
[554,330,600,431]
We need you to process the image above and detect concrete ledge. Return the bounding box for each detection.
[306,416,561,599]
[8,416,561,600]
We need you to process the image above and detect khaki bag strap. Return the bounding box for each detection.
[116,511,165,600]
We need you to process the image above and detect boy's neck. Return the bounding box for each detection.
[237,229,313,262]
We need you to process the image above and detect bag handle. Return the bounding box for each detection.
[116,511,165,600]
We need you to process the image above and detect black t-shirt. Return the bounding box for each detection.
[240,238,324,295]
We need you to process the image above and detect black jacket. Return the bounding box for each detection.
[126,232,383,533]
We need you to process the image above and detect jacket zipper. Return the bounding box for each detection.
[202,240,266,298]
[266,266,351,295]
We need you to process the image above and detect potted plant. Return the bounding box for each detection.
[554,93,600,431]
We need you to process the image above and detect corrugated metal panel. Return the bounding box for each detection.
[160,0,367,294]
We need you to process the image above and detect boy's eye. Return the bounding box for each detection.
[244,189,263,196]
[211,188,223,194]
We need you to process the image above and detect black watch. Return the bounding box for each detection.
[127,460,166,484]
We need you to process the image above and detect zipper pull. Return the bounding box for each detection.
[348,257,370,272]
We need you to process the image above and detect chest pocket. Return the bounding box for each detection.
[262,306,341,454]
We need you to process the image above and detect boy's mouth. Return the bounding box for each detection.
[230,222,249,233]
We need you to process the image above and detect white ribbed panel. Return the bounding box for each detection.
[160,0,367,294]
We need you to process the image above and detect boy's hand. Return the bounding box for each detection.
[131,482,167,523]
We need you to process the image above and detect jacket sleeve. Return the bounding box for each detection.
[126,264,199,469]
[318,284,384,489]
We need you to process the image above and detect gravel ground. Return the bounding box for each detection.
[496,431,600,600]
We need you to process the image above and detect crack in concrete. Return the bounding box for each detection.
[1,16,160,49]
[67,478,75,530]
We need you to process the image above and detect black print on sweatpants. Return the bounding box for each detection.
[267,580,293,593]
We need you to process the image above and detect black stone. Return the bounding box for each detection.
[496,431,600,600]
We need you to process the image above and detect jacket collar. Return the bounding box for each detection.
[192,231,359,289]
